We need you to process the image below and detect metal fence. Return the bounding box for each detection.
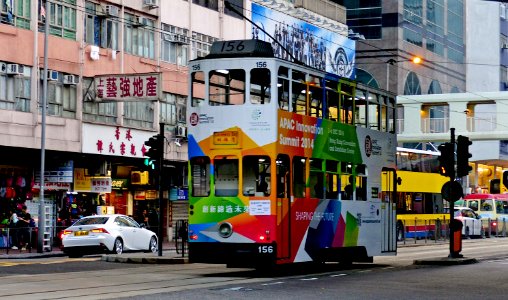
[397,217,508,244]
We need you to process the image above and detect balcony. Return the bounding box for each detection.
[466,116,497,132]
[422,118,449,133]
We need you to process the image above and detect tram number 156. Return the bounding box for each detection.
[258,245,274,254]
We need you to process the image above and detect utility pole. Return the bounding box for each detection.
[158,123,164,256]
[38,0,50,254]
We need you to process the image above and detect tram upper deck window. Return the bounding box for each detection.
[325,160,339,199]
[339,82,354,124]
[387,97,396,133]
[278,66,289,111]
[209,69,245,106]
[355,89,367,128]
[191,156,210,197]
[309,75,323,118]
[242,156,271,196]
[292,70,307,115]
[326,80,339,121]
[191,71,206,107]
[368,93,380,130]
[214,156,239,197]
[251,68,271,104]
[310,158,324,199]
[380,95,388,132]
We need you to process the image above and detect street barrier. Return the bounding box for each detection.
[0,227,37,253]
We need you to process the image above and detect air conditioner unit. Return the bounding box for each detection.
[175,125,187,138]
[131,171,149,185]
[104,5,120,17]
[134,16,150,27]
[176,34,190,45]
[41,69,59,81]
[63,74,79,85]
[6,64,24,76]
[143,0,158,9]
[162,33,177,42]
[0,62,6,74]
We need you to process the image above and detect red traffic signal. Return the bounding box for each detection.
[438,142,455,179]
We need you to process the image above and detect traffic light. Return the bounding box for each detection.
[144,135,163,170]
[438,142,455,179]
[456,135,472,177]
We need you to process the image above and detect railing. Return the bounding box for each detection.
[397,217,508,244]
[0,226,39,253]
[466,116,497,132]
[421,117,449,133]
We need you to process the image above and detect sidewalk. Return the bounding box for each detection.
[0,240,188,261]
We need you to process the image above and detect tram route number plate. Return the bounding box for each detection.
[213,131,239,145]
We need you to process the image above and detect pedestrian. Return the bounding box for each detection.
[9,209,19,249]
[16,205,31,250]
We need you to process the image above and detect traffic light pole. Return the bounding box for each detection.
[449,128,456,258]
[158,123,164,257]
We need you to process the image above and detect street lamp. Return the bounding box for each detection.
[385,56,423,92]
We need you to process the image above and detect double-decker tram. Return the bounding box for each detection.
[187,39,397,268]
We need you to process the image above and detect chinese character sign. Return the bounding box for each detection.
[94,73,161,101]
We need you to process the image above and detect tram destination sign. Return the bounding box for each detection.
[93,72,161,102]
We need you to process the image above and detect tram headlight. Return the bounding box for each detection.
[218,222,233,238]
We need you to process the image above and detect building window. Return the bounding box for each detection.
[123,101,154,129]
[192,0,218,11]
[84,1,118,50]
[40,71,77,118]
[428,80,442,94]
[1,0,31,29]
[224,0,243,19]
[0,64,31,112]
[403,72,421,95]
[345,0,382,39]
[161,23,189,66]
[82,78,117,124]
[191,31,218,59]
[403,0,423,47]
[447,0,464,63]
[124,13,155,59]
[38,0,77,40]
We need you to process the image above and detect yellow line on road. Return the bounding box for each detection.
[0,257,99,267]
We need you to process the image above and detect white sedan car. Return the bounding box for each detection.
[454,207,483,237]
[62,214,158,257]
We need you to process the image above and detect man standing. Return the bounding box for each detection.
[16,205,31,250]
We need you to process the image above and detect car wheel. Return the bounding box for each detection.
[113,238,124,255]
[148,236,158,253]
[465,227,470,239]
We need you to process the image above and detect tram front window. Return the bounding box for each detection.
[214,156,239,197]
[242,156,271,196]
[251,68,271,104]
[209,69,245,106]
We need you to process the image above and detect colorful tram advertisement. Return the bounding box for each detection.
[187,40,397,268]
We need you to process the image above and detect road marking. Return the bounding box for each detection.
[300,277,318,281]
[261,281,284,286]
[330,273,347,277]
[0,257,99,267]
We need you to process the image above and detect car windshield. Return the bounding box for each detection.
[73,217,109,226]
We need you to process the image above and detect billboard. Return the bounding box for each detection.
[251,3,355,79]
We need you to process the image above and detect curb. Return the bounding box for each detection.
[413,257,478,266]
[101,254,188,264]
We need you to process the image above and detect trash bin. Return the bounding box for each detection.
[450,219,463,253]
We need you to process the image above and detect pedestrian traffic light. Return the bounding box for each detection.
[438,142,455,178]
[456,135,472,177]
[144,134,163,170]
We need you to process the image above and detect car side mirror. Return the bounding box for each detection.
[140,223,146,228]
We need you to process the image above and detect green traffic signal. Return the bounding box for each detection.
[144,134,163,170]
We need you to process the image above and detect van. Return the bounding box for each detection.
[461,194,508,236]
